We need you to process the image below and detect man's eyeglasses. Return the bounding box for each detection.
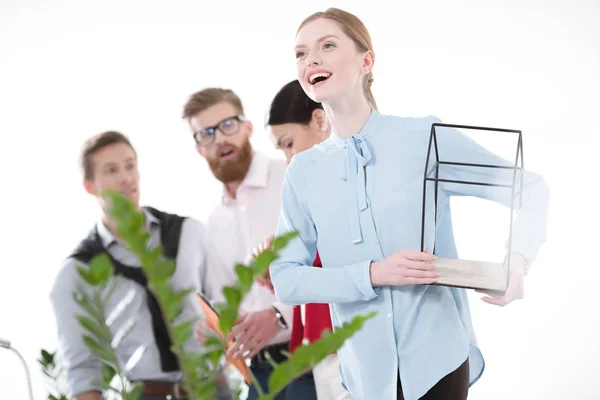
[193,115,245,147]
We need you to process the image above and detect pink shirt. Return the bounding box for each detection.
[205,151,292,346]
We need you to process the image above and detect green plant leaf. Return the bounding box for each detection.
[204,335,224,349]
[151,281,173,306]
[140,247,162,269]
[253,250,277,276]
[222,286,242,310]
[218,307,238,335]
[272,231,299,252]
[179,353,200,384]
[149,258,176,282]
[40,349,53,365]
[268,312,376,395]
[195,377,218,400]
[75,264,99,286]
[103,189,129,213]
[118,209,144,237]
[102,276,121,305]
[82,335,115,363]
[90,379,117,391]
[165,288,193,320]
[89,253,113,285]
[73,291,104,323]
[76,315,110,342]
[173,319,195,345]
[214,302,228,316]
[205,350,224,370]
[234,264,253,291]
[101,362,116,384]
[125,382,144,400]
[126,234,150,255]
[201,338,225,368]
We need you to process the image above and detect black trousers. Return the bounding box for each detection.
[397,359,469,400]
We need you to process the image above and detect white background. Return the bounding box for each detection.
[1,0,599,399]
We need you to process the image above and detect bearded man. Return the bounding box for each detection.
[181,88,317,400]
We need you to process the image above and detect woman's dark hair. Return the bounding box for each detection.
[266,80,323,126]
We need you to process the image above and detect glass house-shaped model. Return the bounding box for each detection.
[420,122,524,293]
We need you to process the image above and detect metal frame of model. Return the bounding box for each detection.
[420,122,524,293]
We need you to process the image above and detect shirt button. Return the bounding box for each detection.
[387,313,392,318]
[373,240,378,246]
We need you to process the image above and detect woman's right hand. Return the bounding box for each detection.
[369,249,439,287]
[251,234,274,259]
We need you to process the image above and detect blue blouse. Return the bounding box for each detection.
[270,109,550,400]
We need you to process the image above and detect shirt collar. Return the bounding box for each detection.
[96,207,159,248]
[221,151,270,205]
[328,107,379,145]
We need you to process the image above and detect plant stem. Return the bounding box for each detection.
[145,284,197,400]
[93,288,128,397]
[247,367,265,397]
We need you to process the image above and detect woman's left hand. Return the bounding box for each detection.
[475,254,525,307]
[252,234,275,293]
[257,272,275,294]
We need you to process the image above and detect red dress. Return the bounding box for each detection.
[289,252,334,352]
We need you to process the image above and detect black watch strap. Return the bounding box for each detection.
[272,306,288,329]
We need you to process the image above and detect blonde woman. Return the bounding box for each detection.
[270,8,550,400]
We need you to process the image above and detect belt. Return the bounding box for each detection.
[140,381,187,399]
[250,342,290,367]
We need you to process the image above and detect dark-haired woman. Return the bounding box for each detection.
[254,79,354,400]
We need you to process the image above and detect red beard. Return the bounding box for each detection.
[207,137,253,184]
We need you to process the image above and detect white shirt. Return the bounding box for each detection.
[50,209,209,398]
[205,151,292,346]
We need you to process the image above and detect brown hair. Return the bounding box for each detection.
[181,88,245,121]
[298,8,378,111]
[80,131,135,180]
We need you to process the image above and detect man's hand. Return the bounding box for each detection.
[225,308,282,360]
[370,249,439,287]
[252,234,275,293]
[476,254,526,307]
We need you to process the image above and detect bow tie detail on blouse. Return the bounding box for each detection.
[341,134,373,244]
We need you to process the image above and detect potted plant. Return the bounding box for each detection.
[40,191,375,399]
